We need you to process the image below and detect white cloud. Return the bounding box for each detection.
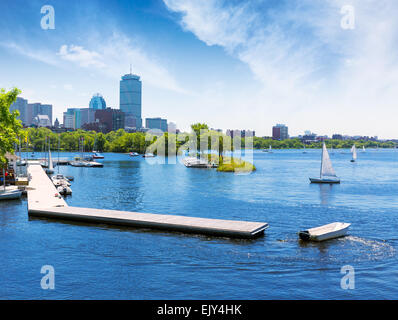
[57,45,105,68]
[163,0,398,138]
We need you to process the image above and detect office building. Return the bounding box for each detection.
[272,124,289,140]
[120,70,142,129]
[226,129,255,138]
[9,97,28,125]
[10,97,53,126]
[146,117,168,132]
[63,108,96,129]
[89,93,106,110]
[94,108,125,133]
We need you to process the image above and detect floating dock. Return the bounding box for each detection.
[26,164,268,238]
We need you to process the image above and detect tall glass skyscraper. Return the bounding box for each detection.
[120,71,142,129]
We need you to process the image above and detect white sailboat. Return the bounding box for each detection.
[350,145,357,162]
[310,142,340,184]
[0,168,22,200]
[362,145,366,152]
[302,145,307,154]
[45,144,54,174]
[268,145,273,153]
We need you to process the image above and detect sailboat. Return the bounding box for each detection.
[268,145,273,153]
[302,145,307,154]
[0,168,22,200]
[45,140,54,174]
[310,142,340,184]
[350,145,357,162]
[362,145,366,153]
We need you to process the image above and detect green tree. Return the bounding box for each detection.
[0,88,22,165]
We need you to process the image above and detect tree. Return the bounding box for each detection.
[190,123,209,156]
[0,88,22,165]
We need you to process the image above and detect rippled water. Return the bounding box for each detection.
[1,149,397,299]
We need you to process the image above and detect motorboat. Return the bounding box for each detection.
[142,153,155,158]
[92,152,104,159]
[129,152,139,157]
[310,142,340,184]
[57,185,72,195]
[51,174,71,187]
[182,157,217,168]
[298,222,351,241]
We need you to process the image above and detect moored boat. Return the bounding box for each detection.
[298,222,351,241]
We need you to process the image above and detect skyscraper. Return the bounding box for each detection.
[120,69,142,129]
[9,97,28,125]
[89,93,106,110]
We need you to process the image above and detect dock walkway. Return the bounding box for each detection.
[26,165,268,238]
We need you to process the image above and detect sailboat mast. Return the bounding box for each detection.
[2,168,5,191]
[320,143,324,178]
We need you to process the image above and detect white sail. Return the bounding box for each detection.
[48,149,53,170]
[320,143,337,178]
[362,145,365,152]
[351,145,357,160]
[269,145,272,151]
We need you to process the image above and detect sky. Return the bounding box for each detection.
[0,0,397,139]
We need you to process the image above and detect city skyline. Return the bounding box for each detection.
[1,1,398,138]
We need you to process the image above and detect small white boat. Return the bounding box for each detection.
[129,152,139,157]
[92,152,104,159]
[0,188,22,200]
[57,185,72,195]
[298,222,351,241]
[182,157,217,168]
[0,169,22,200]
[52,174,71,187]
[142,153,155,158]
[310,142,340,184]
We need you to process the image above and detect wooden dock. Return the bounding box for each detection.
[26,164,268,238]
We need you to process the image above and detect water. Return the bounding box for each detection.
[1,149,397,299]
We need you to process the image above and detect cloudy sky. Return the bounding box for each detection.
[0,0,397,138]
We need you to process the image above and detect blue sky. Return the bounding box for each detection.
[1,0,397,138]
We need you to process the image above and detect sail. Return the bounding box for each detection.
[362,146,366,152]
[321,143,337,178]
[269,145,272,150]
[48,149,53,170]
[351,145,357,160]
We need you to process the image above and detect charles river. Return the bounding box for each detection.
[1,149,397,299]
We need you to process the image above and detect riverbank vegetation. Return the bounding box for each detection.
[0,88,23,165]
